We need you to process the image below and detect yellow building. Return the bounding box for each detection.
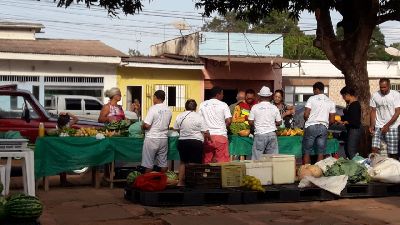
[118,57,204,123]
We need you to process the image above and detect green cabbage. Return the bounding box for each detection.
[324,158,370,183]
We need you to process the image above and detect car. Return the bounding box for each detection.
[0,84,103,143]
[293,104,346,139]
[47,95,104,121]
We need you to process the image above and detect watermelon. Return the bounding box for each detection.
[126,171,141,184]
[4,195,43,220]
[166,171,178,181]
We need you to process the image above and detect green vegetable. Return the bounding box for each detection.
[166,171,178,180]
[229,122,250,135]
[4,195,43,220]
[324,158,370,183]
[105,120,131,131]
[127,171,141,184]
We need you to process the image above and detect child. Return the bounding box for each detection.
[57,112,78,129]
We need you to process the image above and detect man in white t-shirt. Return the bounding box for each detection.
[302,82,336,164]
[199,86,232,163]
[248,86,282,160]
[141,90,172,173]
[370,78,400,159]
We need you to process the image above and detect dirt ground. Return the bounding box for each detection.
[8,173,399,225]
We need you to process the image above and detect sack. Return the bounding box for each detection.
[371,155,400,183]
[133,172,167,191]
[128,121,144,138]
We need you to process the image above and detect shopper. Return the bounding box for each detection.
[174,99,210,186]
[141,90,172,173]
[302,82,336,164]
[98,87,125,123]
[199,86,232,163]
[370,78,400,159]
[248,86,282,159]
[339,86,362,159]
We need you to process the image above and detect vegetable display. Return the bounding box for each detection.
[230,122,250,135]
[324,158,370,183]
[127,171,142,184]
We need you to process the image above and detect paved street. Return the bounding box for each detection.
[25,174,400,225]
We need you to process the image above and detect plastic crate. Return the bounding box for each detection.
[0,139,29,151]
[242,160,273,185]
[185,164,222,188]
[218,162,245,188]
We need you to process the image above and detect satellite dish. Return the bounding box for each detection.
[385,47,400,57]
[172,20,190,31]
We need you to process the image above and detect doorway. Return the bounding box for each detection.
[126,86,142,115]
[204,89,237,105]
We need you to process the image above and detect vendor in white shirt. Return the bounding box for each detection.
[248,86,282,160]
[174,99,210,186]
[199,86,232,163]
[302,82,336,164]
[141,90,172,173]
[370,78,400,159]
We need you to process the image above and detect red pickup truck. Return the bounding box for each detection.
[0,84,103,142]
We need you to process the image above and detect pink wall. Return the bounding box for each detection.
[202,59,282,91]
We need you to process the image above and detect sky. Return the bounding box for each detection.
[0,0,399,55]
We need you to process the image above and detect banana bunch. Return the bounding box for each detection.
[74,127,98,137]
[242,175,265,192]
[99,129,120,137]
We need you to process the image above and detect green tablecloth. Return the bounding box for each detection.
[229,135,339,157]
[34,137,179,178]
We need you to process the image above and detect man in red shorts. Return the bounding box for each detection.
[199,86,232,163]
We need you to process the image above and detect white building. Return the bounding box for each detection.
[0,21,125,106]
[282,60,400,106]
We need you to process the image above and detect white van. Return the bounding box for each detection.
[48,95,103,121]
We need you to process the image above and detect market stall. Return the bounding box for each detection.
[34,136,179,179]
[229,135,339,157]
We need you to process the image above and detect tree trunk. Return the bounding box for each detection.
[341,56,371,126]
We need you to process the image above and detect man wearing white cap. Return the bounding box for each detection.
[248,86,282,159]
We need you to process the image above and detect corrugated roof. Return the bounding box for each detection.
[0,39,126,57]
[0,21,44,32]
[201,56,297,64]
[122,56,203,65]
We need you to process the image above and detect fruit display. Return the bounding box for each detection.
[276,128,304,136]
[230,122,251,135]
[238,129,250,137]
[242,175,265,192]
[4,194,43,220]
[126,171,142,184]
[74,127,98,137]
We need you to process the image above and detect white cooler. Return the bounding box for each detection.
[260,154,295,184]
[242,160,273,185]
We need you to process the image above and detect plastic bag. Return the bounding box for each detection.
[370,154,400,183]
[133,172,167,191]
[298,175,348,196]
[128,121,144,138]
[315,157,337,173]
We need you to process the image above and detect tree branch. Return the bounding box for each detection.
[377,12,400,25]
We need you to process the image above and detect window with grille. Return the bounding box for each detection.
[154,84,187,111]
[391,84,400,91]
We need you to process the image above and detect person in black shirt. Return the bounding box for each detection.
[339,86,362,159]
